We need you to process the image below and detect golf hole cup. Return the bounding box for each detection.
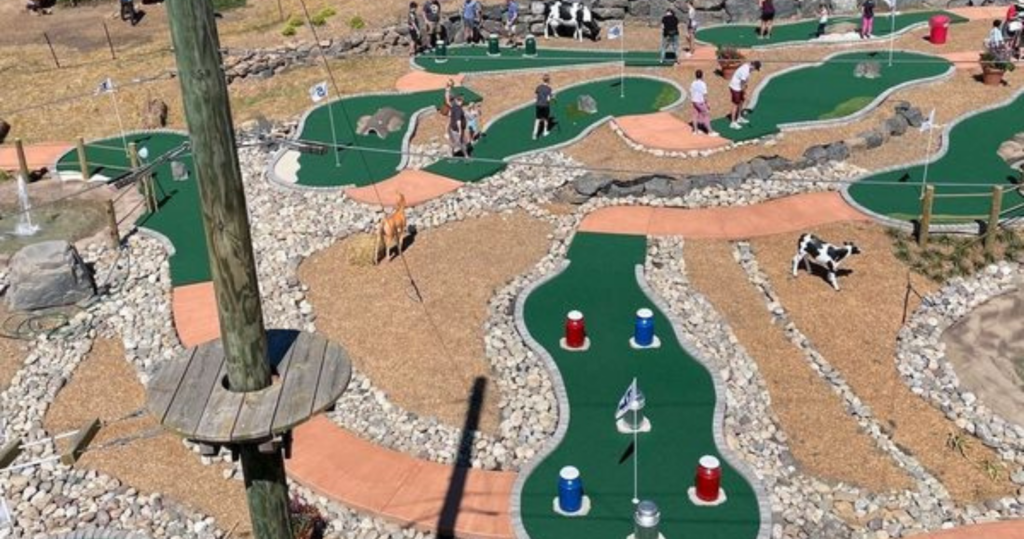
[557,466,583,514]
[565,310,586,349]
[633,309,654,347]
[695,455,722,503]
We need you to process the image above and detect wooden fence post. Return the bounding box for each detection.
[14,138,30,181]
[985,185,1003,254]
[105,199,119,248]
[76,137,90,181]
[919,185,935,248]
[42,32,60,68]
[102,22,117,60]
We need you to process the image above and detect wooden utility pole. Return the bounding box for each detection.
[918,185,935,248]
[164,0,291,537]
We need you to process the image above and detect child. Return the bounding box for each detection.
[686,0,698,57]
[533,74,555,140]
[466,102,483,141]
[860,0,875,39]
[816,3,829,38]
[988,19,1006,50]
[689,70,717,136]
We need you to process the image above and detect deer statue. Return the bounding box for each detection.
[374,193,408,264]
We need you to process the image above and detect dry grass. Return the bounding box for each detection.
[685,239,912,493]
[0,303,29,392]
[751,221,1015,503]
[299,212,552,434]
[44,338,253,538]
[889,227,1024,283]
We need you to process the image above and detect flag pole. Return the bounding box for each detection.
[632,404,639,504]
[620,24,625,98]
[888,0,896,66]
[325,94,341,168]
[108,87,129,159]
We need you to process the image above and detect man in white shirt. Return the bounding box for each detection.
[689,70,717,136]
[987,19,1006,50]
[729,60,761,130]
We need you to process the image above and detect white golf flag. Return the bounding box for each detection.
[96,77,115,95]
[309,81,329,103]
[608,23,624,40]
[884,0,896,9]
[920,108,936,132]
[615,378,643,419]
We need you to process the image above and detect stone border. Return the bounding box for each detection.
[48,529,154,539]
[634,264,772,539]
[510,258,573,539]
[696,12,952,51]
[52,128,188,257]
[841,85,1024,233]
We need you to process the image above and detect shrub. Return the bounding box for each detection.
[287,14,304,27]
[980,44,1016,72]
[349,15,366,30]
[289,496,327,539]
[317,6,337,17]
[715,46,744,62]
[281,24,298,36]
[310,13,328,26]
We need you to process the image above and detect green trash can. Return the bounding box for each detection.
[435,39,448,63]
[488,33,500,56]
[524,34,537,57]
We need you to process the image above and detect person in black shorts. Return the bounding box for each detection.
[448,94,468,157]
[758,0,775,39]
[533,74,555,140]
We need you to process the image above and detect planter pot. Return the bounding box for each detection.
[981,64,1006,86]
[719,61,740,80]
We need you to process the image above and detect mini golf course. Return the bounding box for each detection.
[696,10,967,48]
[413,45,665,75]
[285,88,482,188]
[518,232,764,539]
[55,132,209,286]
[847,91,1024,222]
[710,51,952,142]
[425,76,682,182]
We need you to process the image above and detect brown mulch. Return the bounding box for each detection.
[299,211,552,434]
[44,338,253,538]
[751,221,1015,503]
[0,303,28,392]
[685,239,912,493]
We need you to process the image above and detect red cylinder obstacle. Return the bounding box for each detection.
[565,310,586,349]
[695,455,722,502]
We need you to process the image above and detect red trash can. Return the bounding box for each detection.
[929,15,950,44]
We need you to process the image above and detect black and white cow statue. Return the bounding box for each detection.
[791,233,861,291]
[544,1,601,41]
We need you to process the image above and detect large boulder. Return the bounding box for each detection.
[5,241,96,312]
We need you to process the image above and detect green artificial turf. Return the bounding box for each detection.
[848,91,1024,222]
[55,132,209,286]
[425,77,680,182]
[819,96,874,120]
[293,88,481,188]
[710,51,951,142]
[413,44,667,75]
[696,10,967,48]
[519,232,762,539]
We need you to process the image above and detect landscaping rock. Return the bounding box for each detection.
[748,157,773,180]
[885,115,909,137]
[860,129,886,149]
[142,99,169,129]
[607,179,646,197]
[639,175,675,197]
[803,144,830,164]
[592,6,628,19]
[5,241,96,311]
[574,173,614,196]
[900,106,925,128]
[826,142,850,162]
[578,94,598,114]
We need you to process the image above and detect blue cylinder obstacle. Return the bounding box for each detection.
[557,466,583,513]
[634,308,655,347]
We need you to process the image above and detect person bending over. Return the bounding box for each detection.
[728,60,761,130]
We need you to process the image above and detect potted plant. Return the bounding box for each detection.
[716,46,745,80]
[980,44,1015,86]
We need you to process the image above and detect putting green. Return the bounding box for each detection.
[519,232,763,539]
[413,44,667,75]
[848,91,1024,222]
[426,76,682,182]
[55,132,209,286]
[696,10,966,48]
[710,51,951,142]
[288,88,481,188]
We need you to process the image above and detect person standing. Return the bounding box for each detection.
[462,0,482,44]
[816,3,830,38]
[685,0,698,57]
[660,8,681,64]
[408,2,423,56]
[860,0,875,39]
[424,0,442,49]
[505,0,521,47]
[728,60,761,129]
[448,94,468,157]
[689,70,717,136]
[988,19,1006,50]
[758,0,775,39]
[533,74,555,140]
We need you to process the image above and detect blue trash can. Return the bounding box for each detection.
[557,466,583,513]
[634,308,655,347]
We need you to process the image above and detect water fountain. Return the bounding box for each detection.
[13,174,40,237]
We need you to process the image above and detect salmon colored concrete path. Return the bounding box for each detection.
[395,71,465,92]
[172,282,221,348]
[0,141,71,172]
[580,191,871,238]
[614,112,730,152]
[345,169,463,207]
[290,416,516,539]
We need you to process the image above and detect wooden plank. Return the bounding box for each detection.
[312,341,353,413]
[271,334,328,433]
[162,341,225,437]
[146,348,198,422]
[0,438,23,469]
[60,418,100,465]
[232,336,300,442]
[193,357,246,443]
